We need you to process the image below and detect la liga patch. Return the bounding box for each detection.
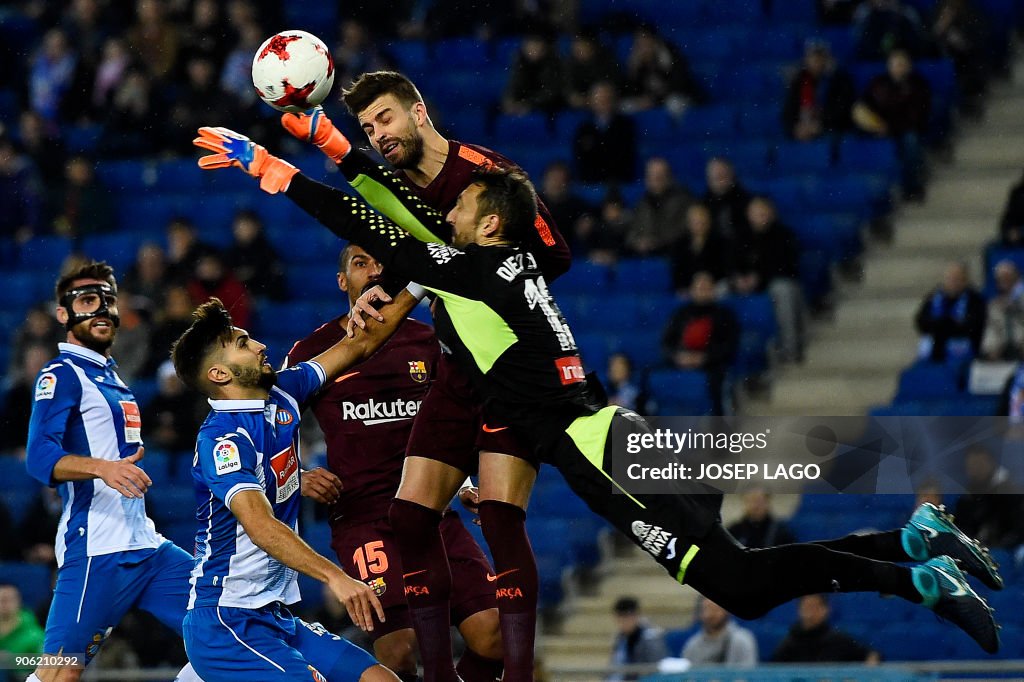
[35,372,57,400]
[214,440,242,475]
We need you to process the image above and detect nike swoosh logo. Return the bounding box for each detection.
[481,424,508,433]
[665,538,677,560]
[933,567,968,596]
[486,569,520,582]
[402,570,427,579]
[335,371,361,383]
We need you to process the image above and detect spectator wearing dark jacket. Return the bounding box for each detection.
[573,82,637,184]
[225,209,287,300]
[735,197,806,363]
[774,594,880,663]
[621,24,702,114]
[565,32,622,109]
[915,261,986,362]
[626,157,692,256]
[998,170,1024,247]
[853,50,932,199]
[953,447,1024,549]
[671,203,734,292]
[609,597,668,681]
[186,251,253,329]
[727,488,797,548]
[503,31,564,115]
[663,273,739,415]
[853,0,930,59]
[703,157,751,241]
[783,41,856,141]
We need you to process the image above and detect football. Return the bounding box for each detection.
[251,30,335,113]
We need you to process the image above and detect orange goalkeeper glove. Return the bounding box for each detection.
[193,126,298,194]
[280,107,352,163]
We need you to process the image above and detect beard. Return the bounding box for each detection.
[70,320,115,354]
[230,363,277,391]
[391,128,425,169]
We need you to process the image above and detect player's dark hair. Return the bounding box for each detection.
[170,297,235,393]
[470,167,538,244]
[342,71,424,116]
[338,243,358,272]
[55,261,117,301]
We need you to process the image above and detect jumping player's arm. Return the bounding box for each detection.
[281,109,449,245]
[281,109,572,280]
[229,489,383,630]
[26,362,151,496]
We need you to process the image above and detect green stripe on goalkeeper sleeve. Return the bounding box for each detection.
[350,174,446,245]
[565,406,646,510]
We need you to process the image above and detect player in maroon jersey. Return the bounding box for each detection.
[279,71,568,682]
[286,244,504,682]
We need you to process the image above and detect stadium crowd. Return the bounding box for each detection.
[1,0,1024,678]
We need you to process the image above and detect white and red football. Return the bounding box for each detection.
[251,30,335,113]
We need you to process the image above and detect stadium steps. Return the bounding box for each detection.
[746,55,1024,417]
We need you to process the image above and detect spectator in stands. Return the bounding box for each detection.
[773,594,881,663]
[49,155,113,237]
[57,0,106,123]
[953,446,1024,548]
[541,160,595,252]
[782,40,856,141]
[0,134,41,244]
[915,261,986,363]
[7,305,63,382]
[0,501,17,558]
[621,24,702,115]
[29,28,78,125]
[18,487,61,565]
[852,49,932,200]
[0,583,46,679]
[608,596,668,681]
[92,37,131,111]
[981,260,1024,361]
[186,251,253,328]
[144,285,194,374]
[126,0,180,81]
[572,190,629,264]
[503,30,565,115]
[626,157,692,256]
[171,56,233,155]
[681,596,758,666]
[180,0,229,73]
[998,169,1024,247]
[605,353,646,414]
[932,0,989,108]
[914,479,944,509]
[142,360,205,455]
[853,0,930,59]
[18,110,66,187]
[573,82,637,184]
[225,209,287,301]
[165,216,214,283]
[220,21,264,109]
[110,289,151,383]
[662,273,739,415]
[100,65,164,157]
[735,196,806,364]
[123,242,168,311]
[671,203,733,293]
[727,487,797,548]
[334,20,393,91]
[703,157,751,241]
[565,31,622,109]
[0,344,49,456]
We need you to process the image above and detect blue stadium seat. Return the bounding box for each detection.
[79,232,149,271]
[147,486,198,526]
[63,124,102,153]
[774,140,834,174]
[435,106,489,144]
[432,38,489,69]
[18,236,72,268]
[613,258,672,293]
[675,28,739,63]
[493,113,550,145]
[0,487,39,526]
[607,330,663,370]
[163,520,197,556]
[0,562,52,610]
[647,368,713,416]
[554,110,588,143]
[895,363,963,402]
[722,294,777,339]
[678,105,738,140]
[255,301,326,341]
[838,137,901,185]
[702,140,773,175]
[704,0,764,25]
[7,270,55,309]
[550,260,613,296]
[770,0,818,23]
[386,40,429,76]
[573,331,613,371]
[632,108,677,143]
[799,249,832,303]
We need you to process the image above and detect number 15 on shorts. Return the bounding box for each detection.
[353,540,388,580]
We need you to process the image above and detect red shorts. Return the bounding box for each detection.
[331,510,496,639]
[407,354,538,473]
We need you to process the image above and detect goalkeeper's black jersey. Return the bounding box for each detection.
[285,172,597,428]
